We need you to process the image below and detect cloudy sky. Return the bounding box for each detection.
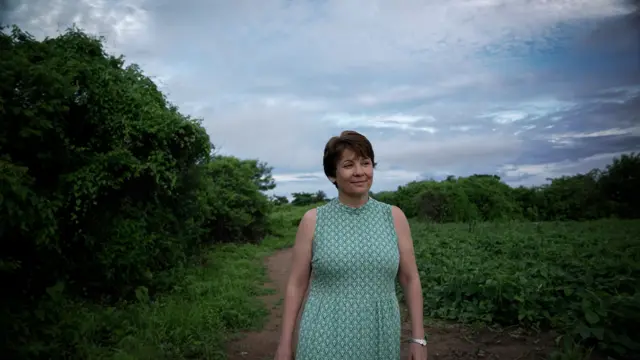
[2,0,639,198]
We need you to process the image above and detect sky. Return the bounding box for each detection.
[2,0,639,199]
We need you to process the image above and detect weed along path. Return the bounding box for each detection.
[226,249,573,360]
[226,249,295,360]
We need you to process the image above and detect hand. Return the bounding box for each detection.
[274,343,293,360]
[407,343,428,360]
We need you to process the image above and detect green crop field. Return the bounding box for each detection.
[409,219,640,358]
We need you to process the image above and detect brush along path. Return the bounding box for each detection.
[225,248,569,360]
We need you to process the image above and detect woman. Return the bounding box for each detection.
[274,130,428,360]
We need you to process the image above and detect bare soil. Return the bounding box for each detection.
[225,249,566,360]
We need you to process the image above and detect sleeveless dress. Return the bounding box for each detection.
[295,197,401,360]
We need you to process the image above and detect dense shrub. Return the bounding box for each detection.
[392,180,436,218]
[415,181,477,223]
[457,175,521,221]
[0,26,276,358]
[199,155,273,244]
[290,190,328,206]
[371,153,640,223]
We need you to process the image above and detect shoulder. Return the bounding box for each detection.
[389,205,410,233]
[300,207,318,226]
[313,199,337,216]
[295,208,318,244]
[369,199,408,225]
[390,205,407,221]
[371,198,406,220]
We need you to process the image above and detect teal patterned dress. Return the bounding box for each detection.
[296,197,401,360]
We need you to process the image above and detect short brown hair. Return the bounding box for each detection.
[323,130,377,187]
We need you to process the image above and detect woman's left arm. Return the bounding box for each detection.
[392,206,427,347]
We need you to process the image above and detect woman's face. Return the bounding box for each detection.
[330,148,374,196]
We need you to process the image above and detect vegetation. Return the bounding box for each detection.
[1,24,638,360]
[372,156,640,223]
[409,220,639,359]
[0,25,278,359]
[290,190,328,206]
[369,156,640,359]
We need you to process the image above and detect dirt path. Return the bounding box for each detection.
[226,249,561,360]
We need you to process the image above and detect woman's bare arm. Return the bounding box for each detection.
[393,206,425,340]
[277,208,316,349]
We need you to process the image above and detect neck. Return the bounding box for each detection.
[337,191,369,208]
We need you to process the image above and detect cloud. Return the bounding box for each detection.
[322,113,437,133]
[3,0,639,197]
[501,150,640,186]
[547,126,640,147]
[198,99,333,172]
[273,169,424,200]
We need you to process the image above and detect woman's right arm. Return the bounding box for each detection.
[276,208,316,353]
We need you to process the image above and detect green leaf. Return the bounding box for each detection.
[584,310,600,325]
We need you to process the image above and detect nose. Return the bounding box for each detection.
[353,163,365,175]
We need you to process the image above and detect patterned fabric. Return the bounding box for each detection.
[296,197,401,360]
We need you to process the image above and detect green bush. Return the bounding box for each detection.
[369,153,640,224]
[198,155,273,244]
[0,26,276,358]
[415,180,478,222]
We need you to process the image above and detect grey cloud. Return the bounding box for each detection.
[527,91,639,143]
[293,174,323,181]
[373,132,524,174]
[518,136,640,166]
[196,102,335,171]
[271,168,423,198]
[4,0,640,199]
[498,171,539,185]
[502,150,638,187]
[268,178,335,199]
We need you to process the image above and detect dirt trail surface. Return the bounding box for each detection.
[226,249,560,360]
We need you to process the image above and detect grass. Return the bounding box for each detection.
[60,245,268,360]
[56,204,315,360]
[61,205,639,359]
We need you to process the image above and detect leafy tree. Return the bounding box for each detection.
[359,154,640,224]
[241,158,276,191]
[392,180,435,218]
[291,191,328,206]
[599,153,640,218]
[458,175,521,221]
[539,170,608,220]
[271,195,290,205]
[315,190,328,202]
[200,156,272,243]
[371,190,399,206]
[0,25,276,358]
[415,181,478,223]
